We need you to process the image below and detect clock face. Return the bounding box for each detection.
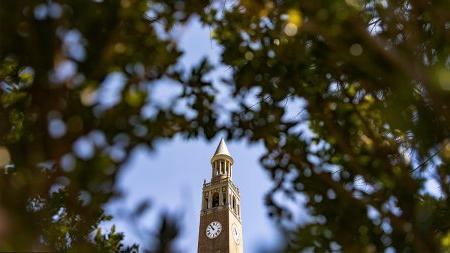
[206,221,222,239]
[232,223,240,244]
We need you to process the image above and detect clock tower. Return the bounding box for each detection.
[197,139,243,253]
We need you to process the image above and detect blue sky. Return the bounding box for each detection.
[103,18,283,253]
[107,137,282,252]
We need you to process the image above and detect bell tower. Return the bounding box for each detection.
[197,139,243,253]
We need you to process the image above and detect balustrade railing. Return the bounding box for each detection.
[203,178,239,193]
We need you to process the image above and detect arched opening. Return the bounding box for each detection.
[212,192,220,208]
[222,193,227,205]
[232,195,236,210]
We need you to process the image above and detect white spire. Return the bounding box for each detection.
[213,138,232,158]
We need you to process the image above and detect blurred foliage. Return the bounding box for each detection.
[208,0,450,252]
[0,0,206,251]
[1,0,449,252]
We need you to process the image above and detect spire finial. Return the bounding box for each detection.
[213,138,232,157]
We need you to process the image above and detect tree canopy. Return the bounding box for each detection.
[0,0,449,252]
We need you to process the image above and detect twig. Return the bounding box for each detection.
[410,147,443,173]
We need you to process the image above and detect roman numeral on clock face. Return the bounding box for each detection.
[206,221,222,239]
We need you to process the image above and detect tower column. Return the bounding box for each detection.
[198,138,243,253]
